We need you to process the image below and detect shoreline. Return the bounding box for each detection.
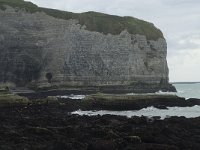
[1,88,200,110]
[72,105,200,119]
[0,88,200,149]
[0,105,199,150]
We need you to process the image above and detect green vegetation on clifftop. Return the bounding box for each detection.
[0,0,164,40]
[0,0,38,12]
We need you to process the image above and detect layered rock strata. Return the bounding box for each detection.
[0,1,175,92]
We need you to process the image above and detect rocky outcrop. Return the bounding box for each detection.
[0,105,200,150]
[81,94,191,110]
[0,0,175,92]
[187,98,200,105]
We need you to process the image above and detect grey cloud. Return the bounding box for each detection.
[167,33,200,51]
[161,0,200,6]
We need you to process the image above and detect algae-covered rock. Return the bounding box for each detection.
[0,82,30,107]
[32,96,58,105]
[0,88,9,95]
[0,83,15,94]
[82,93,189,110]
[0,93,30,107]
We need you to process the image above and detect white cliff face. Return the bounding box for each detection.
[0,6,169,87]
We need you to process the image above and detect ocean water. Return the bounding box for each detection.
[173,83,200,99]
[70,83,200,119]
[72,106,200,119]
[57,83,200,100]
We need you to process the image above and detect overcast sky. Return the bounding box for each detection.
[27,0,200,82]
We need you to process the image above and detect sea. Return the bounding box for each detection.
[69,83,200,119]
[174,83,200,99]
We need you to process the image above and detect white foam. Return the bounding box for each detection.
[126,91,177,96]
[155,90,177,95]
[71,105,200,119]
[57,95,86,100]
[173,83,200,99]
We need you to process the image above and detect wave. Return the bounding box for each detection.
[71,105,200,119]
[126,91,177,96]
[56,95,86,100]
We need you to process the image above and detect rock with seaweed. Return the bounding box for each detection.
[81,93,192,110]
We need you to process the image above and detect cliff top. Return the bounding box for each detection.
[0,0,164,40]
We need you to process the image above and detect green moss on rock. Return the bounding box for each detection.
[0,83,29,107]
[82,93,188,110]
[32,96,58,105]
[0,93,30,107]
[0,0,163,40]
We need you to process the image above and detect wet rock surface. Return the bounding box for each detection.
[187,98,200,105]
[19,92,199,111]
[0,105,199,150]
[81,94,195,111]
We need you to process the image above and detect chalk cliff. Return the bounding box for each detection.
[0,0,175,92]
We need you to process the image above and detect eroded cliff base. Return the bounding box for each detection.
[25,83,177,96]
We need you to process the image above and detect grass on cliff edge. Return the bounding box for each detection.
[0,0,163,40]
